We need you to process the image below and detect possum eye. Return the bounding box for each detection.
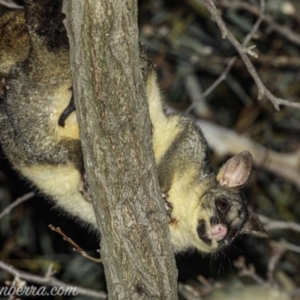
[216,198,229,213]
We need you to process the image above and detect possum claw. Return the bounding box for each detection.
[162,193,173,219]
[78,173,92,202]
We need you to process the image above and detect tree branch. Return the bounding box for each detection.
[63,0,178,298]
[0,192,35,220]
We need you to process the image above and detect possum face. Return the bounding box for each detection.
[195,186,248,252]
[168,151,268,253]
[195,151,268,253]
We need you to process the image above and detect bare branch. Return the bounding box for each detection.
[280,239,300,255]
[178,283,203,300]
[48,224,101,263]
[186,0,265,113]
[185,0,265,113]
[0,261,107,299]
[218,0,300,47]
[0,0,23,9]
[234,257,267,285]
[267,241,286,283]
[202,0,300,110]
[185,56,237,114]
[44,264,56,278]
[0,192,35,220]
[5,277,26,300]
[258,215,300,233]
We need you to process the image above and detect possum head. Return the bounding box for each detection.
[168,151,268,253]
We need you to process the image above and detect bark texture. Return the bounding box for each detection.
[63,1,178,299]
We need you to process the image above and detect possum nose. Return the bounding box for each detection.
[210,224,228,241]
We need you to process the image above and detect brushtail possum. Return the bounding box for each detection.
[0,0,267,253]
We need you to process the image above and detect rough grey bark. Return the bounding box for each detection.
[62,1,178,299]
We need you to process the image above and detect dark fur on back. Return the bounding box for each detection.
[25,0,68,51]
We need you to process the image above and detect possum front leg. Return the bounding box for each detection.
[58,95,92,202]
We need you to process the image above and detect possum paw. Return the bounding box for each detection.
[78,173,92,202]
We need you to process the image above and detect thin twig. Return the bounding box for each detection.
[0,192,35,220]
[185,56,237,114]
[202,0,300,110]
[5,277,26,300]
[267,241,286,283]
[218,0,300,47]
[48,224,101,263]
[196,275,222,297]
[0,261,106,299]
[242,0,265,46]
[266,239,300,284]
[185,0,264,113]
[44,264,56,278]
[178,282,203,300]
[234,256,267,285]
[0,0,23,9]
[280,240,300,255]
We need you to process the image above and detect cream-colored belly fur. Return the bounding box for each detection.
[21,164,97,227]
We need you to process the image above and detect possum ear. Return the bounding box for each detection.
[217,151,253,188]
[241,211,269,238]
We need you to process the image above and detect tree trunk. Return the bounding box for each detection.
[63,1,178,299]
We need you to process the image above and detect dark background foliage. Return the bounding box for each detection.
[0,0,300,299]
